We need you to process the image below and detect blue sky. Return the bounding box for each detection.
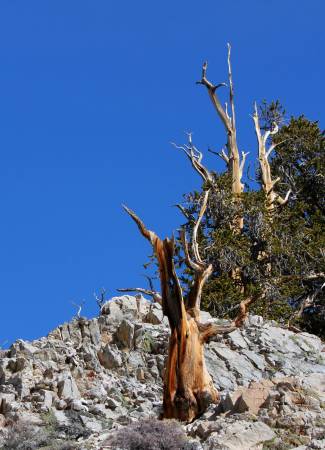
[0,1,324,346]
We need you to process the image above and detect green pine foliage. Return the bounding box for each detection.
[178,107,325,336]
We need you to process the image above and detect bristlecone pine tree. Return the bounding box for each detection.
[121,45,324,422]
[179,106,324,336]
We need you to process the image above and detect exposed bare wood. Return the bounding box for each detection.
[186,263,213,318]
[192,190,210,265]
[303,273,325,281]
[71,300,85,319]
[275,188,292,206]
[227,43,236,131]
[94,288,107,310]
[239,151,249,180]
[197,61,231,133]
[179,228,201,272]
[123,189,255,422]
[120,46,264,422]
[199,295,254,342]
[208,147,229,167]
[124,204,217,421]
[197,45,245,232]
[171,133,214,185]
[117,287,162,305]
[253,103,291,210]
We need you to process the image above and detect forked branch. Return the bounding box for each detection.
[172,133,214,185]
[253,104,291,209]
[181,190,213,316]
[197,44,245,202]
[196,61,231,133]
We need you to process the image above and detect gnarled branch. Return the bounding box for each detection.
[253,103,291,210]
[117,287,162,305]
[199,296,254,342]
[172,133,214,185]
[123,205,185,331]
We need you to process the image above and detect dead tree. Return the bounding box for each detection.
[123,147,253,422]
[123,199,253,422]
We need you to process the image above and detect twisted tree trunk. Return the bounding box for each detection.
[123,193,252,422]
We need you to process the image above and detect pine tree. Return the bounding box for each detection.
[180,110,325,336]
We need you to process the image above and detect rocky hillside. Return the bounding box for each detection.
[0,296,324,449]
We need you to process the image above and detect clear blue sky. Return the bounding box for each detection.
[0,1,324,346]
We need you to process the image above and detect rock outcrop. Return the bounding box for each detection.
[0,295,324,449]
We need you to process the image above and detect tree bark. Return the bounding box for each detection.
[123,198,252,422]
[253,103,291,211]
[197,44,248,232]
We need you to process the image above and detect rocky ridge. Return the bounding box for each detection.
[0,295,324,449]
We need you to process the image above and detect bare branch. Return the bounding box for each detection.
[192,190,210,265]
[196,60,232,133]
[143,274,156,291]
[199,296,256,343]
[246,162,257,182]
[263,122,279,146]
[123,205,158,245]
[199,322,237,342]
[172,136,214,184]
[224,102,231,121]
[289,282,325,326]
[276,189,292,206]
[117,287,162,305]
[179,228,201,272]
[175,203,192,220]
[239,151,249,178]
[303,272,325,281]
[227,43,236,131]
[71,300,85,319]
[123,205,185,331]
[271,176,281,188]
[209,147,229,166]
[253,105,292,212]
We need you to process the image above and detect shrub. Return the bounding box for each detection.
[1,420,79,450]
[106,418,188,450]
[1,422,47,450]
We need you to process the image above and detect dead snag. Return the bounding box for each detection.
[197,44,248,232]
[123,195,252,422]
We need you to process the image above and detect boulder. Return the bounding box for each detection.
[233,380,274,415]
[89,319,101,346]
[1,295,325,450]
[204,420,275,450]
[57,376,81,400]
[0,393,15,414]
[98,344,122,369]
[144,304,164,325]
[116,319,135,349]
